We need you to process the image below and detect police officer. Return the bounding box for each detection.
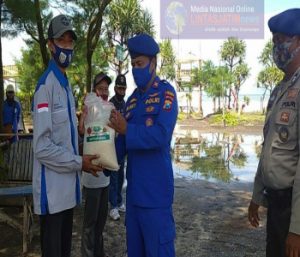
[108,74,127,221]
[33,15,102,257]
[248,8,300,257]
[108,34,178,257]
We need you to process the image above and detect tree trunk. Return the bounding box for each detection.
[85,0,112,92]
[86,52,92,93]
[34,0,49,68]
[213,97,216,112]
[235,87,240,112]
[0,0,4,132]
[198,84,203,117]
[228,88,232,109]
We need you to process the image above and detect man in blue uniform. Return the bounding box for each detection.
[2,84,21,142]
[109,33,178,257]
[109,74,127,221]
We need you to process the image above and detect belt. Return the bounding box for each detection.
[264,187,293,199]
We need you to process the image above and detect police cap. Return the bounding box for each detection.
[127,33,160,58]
[115,74,127,87]
[268,8,300,36]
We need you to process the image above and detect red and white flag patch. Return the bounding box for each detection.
[37,103,49,113]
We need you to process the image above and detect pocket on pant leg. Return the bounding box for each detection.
[159,226,176,257]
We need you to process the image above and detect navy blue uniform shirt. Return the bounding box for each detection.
[116,77,178,208]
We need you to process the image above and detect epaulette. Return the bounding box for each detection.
[161,80,168,84]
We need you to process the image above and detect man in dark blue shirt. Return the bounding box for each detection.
[3,84,21,142]
[108,74,127,221]
[109,34,178,257]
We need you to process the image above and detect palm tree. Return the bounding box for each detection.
[106,0,155,74]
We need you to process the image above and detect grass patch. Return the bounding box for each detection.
[209,112,265,126]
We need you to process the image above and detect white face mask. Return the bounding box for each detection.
[273,37,300,71]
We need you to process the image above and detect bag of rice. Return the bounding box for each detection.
[83,93,119,171]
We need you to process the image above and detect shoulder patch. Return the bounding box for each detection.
[280,111,290,123]
[287,88,299,99]
[129,97,137,104]
[37,102,49,113]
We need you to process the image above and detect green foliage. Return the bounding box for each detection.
[205,65,233,98]
[3,0,37,37]
[158,39,176,80]
[190,146,233,183]
[177,134,248,183]
[106,0,155,74]
[243,96,250,105]
[15,42,44,113]
[191,60,215,91]
[211,112,238,126]
[220,37,246,70]
[209,112,265,126]
[258,40,274,67]
[177,112,186,121]
[233,63,250,90]
[4,0,51,66]
[257,40,284,96]
[220,37,249,110]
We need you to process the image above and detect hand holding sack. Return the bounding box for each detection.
[83,93,119,171]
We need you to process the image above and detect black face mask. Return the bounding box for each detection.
[6,93,14,103]
[116,93,125,101]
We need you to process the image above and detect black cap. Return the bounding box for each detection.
[93,72,112,87]
[48,14,77,40]
[115,74,127,87]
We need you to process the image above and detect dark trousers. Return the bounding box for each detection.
[40,208,74,257]
[265,188,292,257]
[126,204,176,257]
[81,186,109,257]
[109,161,125,208]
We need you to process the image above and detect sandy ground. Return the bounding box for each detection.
[0,178,267,257]
[0,119,267,257]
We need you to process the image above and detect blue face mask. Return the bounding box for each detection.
[52,43,73,68]
[132,60,154,90]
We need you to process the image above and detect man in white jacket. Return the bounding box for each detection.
[32,14,102,257]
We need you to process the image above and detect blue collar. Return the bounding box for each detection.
[49,59,69,89]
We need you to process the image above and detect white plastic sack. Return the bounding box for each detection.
[83,93,119,171]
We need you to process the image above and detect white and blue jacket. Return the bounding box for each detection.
[32,60,82,215]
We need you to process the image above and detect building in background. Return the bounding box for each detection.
[3,65,18,93]
[176,54,201,114]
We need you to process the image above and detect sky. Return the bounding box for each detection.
[141,0,300,95]
[2,0,300,96]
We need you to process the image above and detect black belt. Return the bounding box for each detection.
[264,187,293,199]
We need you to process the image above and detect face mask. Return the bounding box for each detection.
[132,60,154,89]
[52,43,73,68]
[273,38,300,71]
